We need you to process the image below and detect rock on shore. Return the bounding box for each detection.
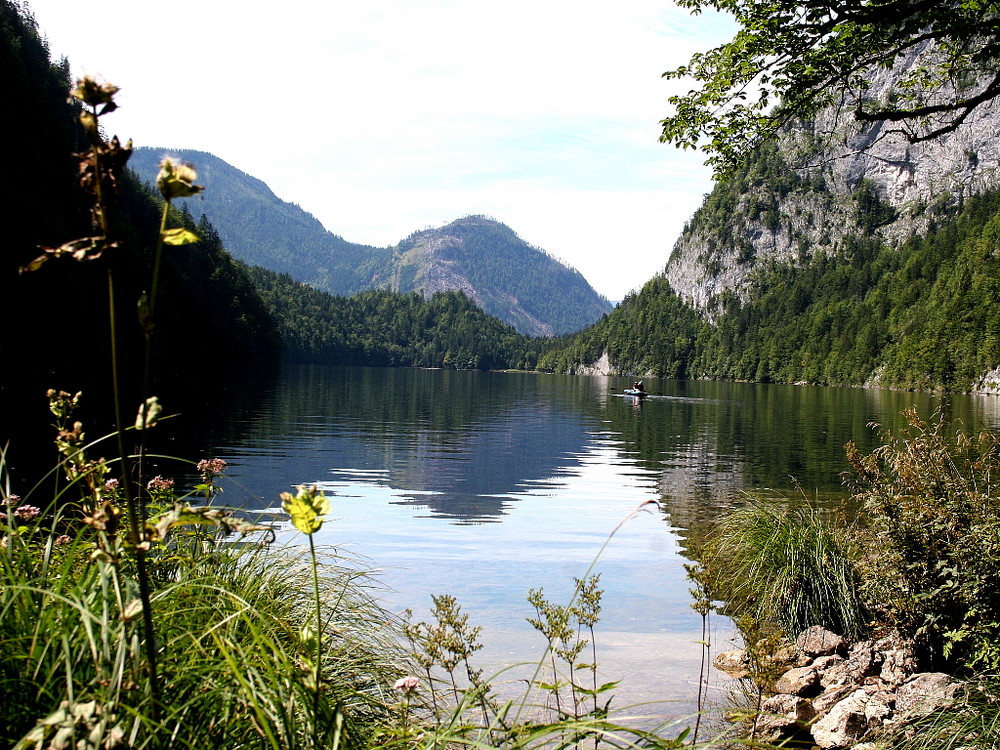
[713,626,959,748]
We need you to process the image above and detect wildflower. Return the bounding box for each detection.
[146,476,174,492]
[280,485,329,535]
[71,76,119,108]
[6,495,20,504]
[393,676,419,695]
[197,458,227,481]
[55,535,72,545]
[104,479,119,491]
[156,157,203,200]
[14,505,41,521]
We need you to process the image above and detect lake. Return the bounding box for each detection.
[159,364,1000,724]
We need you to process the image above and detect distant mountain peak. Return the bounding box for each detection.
[376,214,610,337]
[129,148,611,336]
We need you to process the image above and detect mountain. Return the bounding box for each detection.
[374,216,612,336]
[128,148,389,297]
[664,41,1000,315]
[540,49,1000,393]
[128,148,612,336]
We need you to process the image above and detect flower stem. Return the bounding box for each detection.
[309,532,322,745]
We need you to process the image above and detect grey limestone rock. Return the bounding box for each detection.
[895,672,958,718]
[812,689,872,749]
[755,693,816,742]
[774,665,821,696]
[796,626,847,657]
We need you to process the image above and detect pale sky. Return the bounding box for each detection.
[29,0,735,301]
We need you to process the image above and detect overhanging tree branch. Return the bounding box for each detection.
[661,0,1000,176]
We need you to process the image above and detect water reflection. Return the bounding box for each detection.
[160,364,1000,720]
[166,364,1000,533]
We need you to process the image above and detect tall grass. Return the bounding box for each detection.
[1,492,406,749]
[702,496,868,641]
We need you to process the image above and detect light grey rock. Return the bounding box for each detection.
[812,689,871,749]
[775,665,821,696]
[813,684,855,716]
[755,693,815,742]
[796,626,847,657]
[812,653,846,670]
[873,632,919,686]
[864,691,894,728]
[713,648,751,679]
[895,672,958,717]
[822,644,881,687]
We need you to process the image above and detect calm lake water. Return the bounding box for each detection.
[161,364,1000,723]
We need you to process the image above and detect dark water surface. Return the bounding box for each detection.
[158,364,1000,721]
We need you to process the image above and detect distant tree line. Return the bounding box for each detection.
[246,266,550,371]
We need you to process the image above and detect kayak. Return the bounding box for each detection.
[623,388,647,397]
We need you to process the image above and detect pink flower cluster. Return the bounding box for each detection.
[197,458,227,479]
[14,505,41,521]
[393,676,419,695]
[147,476,175,492]
[1,500,42,524]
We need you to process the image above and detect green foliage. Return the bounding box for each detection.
[699,409,1000,677]
[0,506,404,749]
[846,409,1000,672]
[660,0,1000,175]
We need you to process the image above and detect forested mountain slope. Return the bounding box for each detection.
[128,148,390,296]
[247,266,547,371]
[543,177,1000,393]
[0,2,277,462]
[665,41,1000,314]
[541,47,1000,392]
[376,216,612,336]
[129,149,611,336]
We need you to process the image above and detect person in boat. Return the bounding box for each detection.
[632,380,645,393]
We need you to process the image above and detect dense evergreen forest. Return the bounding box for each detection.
[246,265,549,370]
[542,185,1000,393]
[0,2,278,459]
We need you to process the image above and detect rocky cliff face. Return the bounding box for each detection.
[665,43,1000,314]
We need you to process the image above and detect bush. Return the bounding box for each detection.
[846,408,1000,672]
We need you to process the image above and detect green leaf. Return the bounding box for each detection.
[148,504,270,542]
[281,485,330,535]
[161,227,201,245]
[135,396,162,430]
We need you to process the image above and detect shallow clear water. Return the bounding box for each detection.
[160,364,1000,722]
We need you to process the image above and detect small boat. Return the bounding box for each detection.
[623,388,648,397]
